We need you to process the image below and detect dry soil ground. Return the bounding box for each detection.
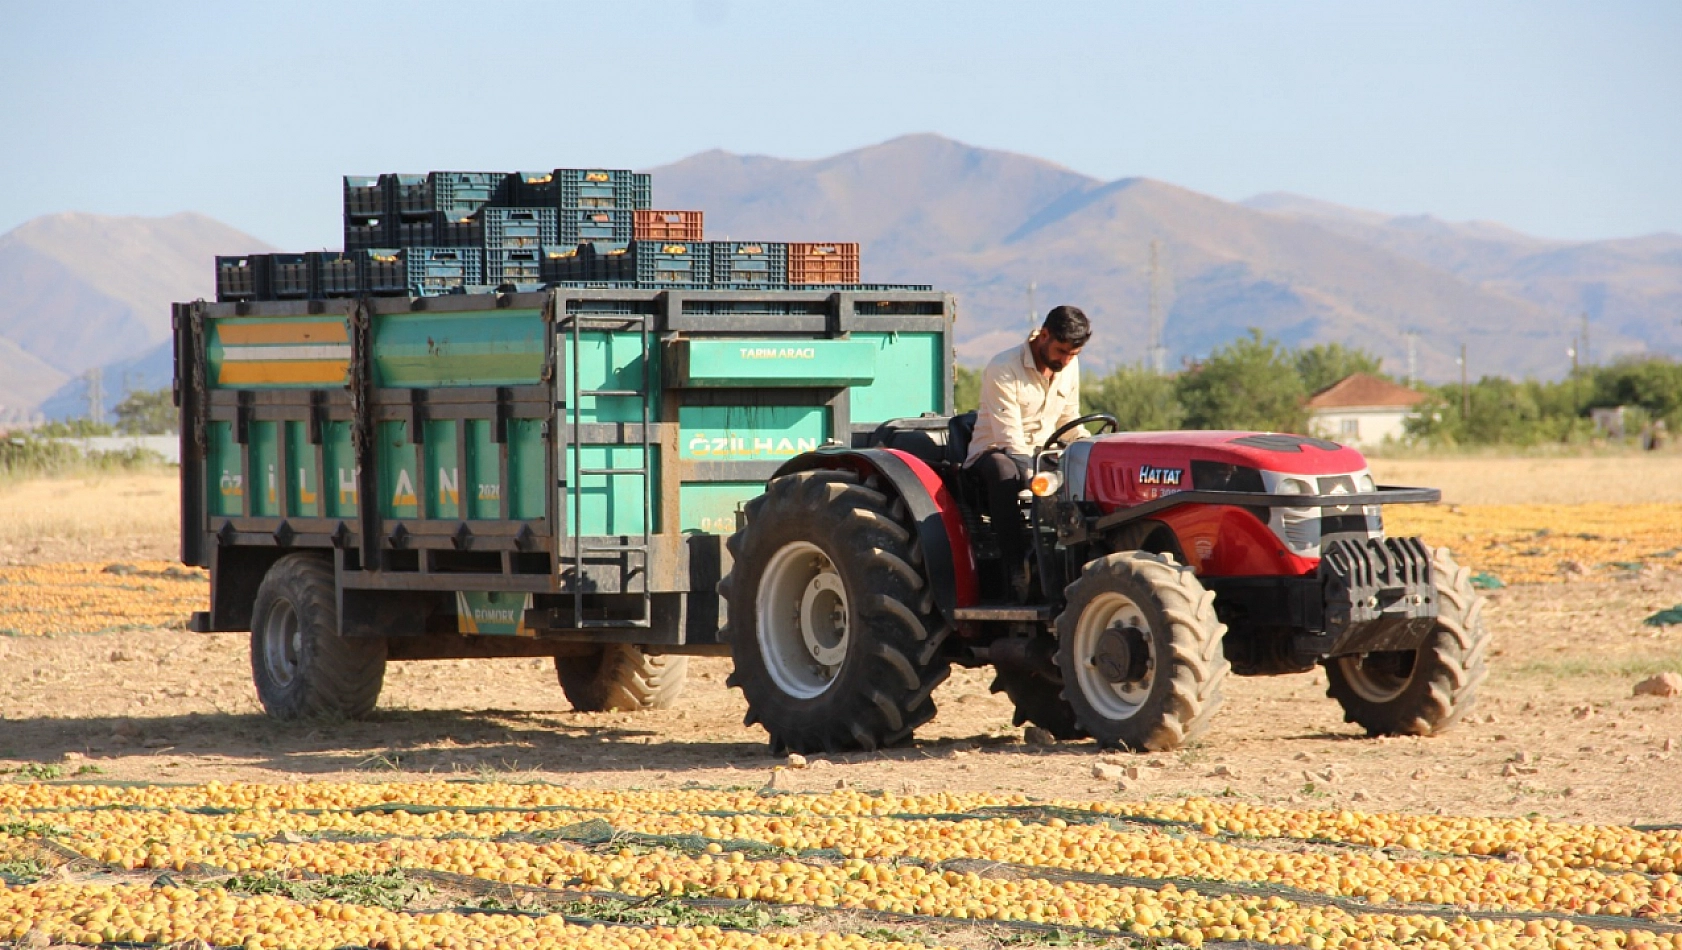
[0,460,1679,827]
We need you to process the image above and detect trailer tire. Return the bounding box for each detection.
[990,667,1087,741]
[720,468,951,754]
[1325,547,1490,736]
[556,646,687,712]
[1056,552,1229,751]
[249,553,385,720]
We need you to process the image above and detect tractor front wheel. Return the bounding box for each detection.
[720,468,951,753]
[556,645,687,712]
[1055,552,1229,751]
[1325,547,1490,736]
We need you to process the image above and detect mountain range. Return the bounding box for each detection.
[1,134,1676,419]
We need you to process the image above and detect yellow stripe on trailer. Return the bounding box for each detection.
[217,321,350,346]
[217,360,349,386]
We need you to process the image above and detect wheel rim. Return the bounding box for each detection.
[757,541,849,700]
[1071,591,1156,721]
[262,599,303,688]
[1336,651,1417,703]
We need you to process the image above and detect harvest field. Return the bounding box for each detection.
[0,458,1680,949]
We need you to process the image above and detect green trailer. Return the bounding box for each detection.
[176,286,954,716]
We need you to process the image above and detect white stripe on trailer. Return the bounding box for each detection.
[221,344,353,362]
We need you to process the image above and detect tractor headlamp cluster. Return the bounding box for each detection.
[1029,471,1063,497]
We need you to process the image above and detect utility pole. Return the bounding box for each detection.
[1402,330,1419,388]
[1146,239,1166,374]
[86,368,105,426]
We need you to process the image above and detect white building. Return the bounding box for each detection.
[1306,373,1427,448]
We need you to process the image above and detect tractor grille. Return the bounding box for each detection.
[1267,471,1383,558]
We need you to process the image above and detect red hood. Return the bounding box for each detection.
[1091,430,1369,475]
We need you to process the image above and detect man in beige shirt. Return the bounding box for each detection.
[963,305,1092,592]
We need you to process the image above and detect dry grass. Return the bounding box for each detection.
[0,473,178,565]
[1368,455,1682,505]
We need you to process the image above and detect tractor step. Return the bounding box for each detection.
[952,606,1052,622]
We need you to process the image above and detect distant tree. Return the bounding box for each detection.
[1591,357,1682,425]
[953,365,981,414]
[1083,364,1184,431]
[1295,343,1386,394]
[114,388,175,435]
[1176,329,1308,433]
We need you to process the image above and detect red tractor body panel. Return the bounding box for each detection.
[1155,505,1319,577]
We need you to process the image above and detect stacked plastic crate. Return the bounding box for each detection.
[215,166,921,301]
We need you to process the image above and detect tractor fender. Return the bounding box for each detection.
[772,447,979,617]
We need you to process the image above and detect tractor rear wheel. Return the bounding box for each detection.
[1325,547,1490,736]
[250,553,386,720]
[1055,552,1228,751]
[720,468,951,753]
[556,646,687,712]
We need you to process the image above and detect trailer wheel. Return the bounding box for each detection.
[1325,547,1490,736]
[249,554,385,720]
[990,667,1086,741]
[1055,552,1229,751]
[720,468,951,754]
[556,645,687,712]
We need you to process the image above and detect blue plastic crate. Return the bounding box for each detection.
[268,253,312,299]
[709,241,787,288]
[481,207,557,249]
[551,169,651,210]
[558,209,633,246]
[631,240,711,288]
[484,247,545,286]
[404,247,482,296]
[345,215,391,251]
[215,255,266,302]
[424,171,509,218]
[343,176,385,217]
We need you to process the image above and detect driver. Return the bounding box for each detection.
[963,305,1092,595]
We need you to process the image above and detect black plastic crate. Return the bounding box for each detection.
[558,208,633,246]
[540,246,587,283]
[484,248,546,286]
[396,218,437,246]
[311,252,359,298]
[387,174,429,216]
[215,255,266,302]
[436,213,483,247]
[360,250,407,296]
[345,215,391,251]
[268,253,312,299]
[343,176,385,217]
[404,247,482,296]
[710,241,787,288]
[423,171,509,218]
[482,207,557,249]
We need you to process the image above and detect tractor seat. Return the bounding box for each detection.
[865,411,977,470]
[946,410,977,467]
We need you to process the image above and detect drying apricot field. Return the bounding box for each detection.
[0,458,1679,950]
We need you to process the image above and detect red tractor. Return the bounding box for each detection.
[719,412,1490,753]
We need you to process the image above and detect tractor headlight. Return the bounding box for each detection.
[1357,473,1376,493]
[1277,478,1312,495]
[1029,471,1063,497]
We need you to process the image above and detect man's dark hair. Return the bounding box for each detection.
[1042,305,1091,347]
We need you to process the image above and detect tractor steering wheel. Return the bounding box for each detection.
[1043,413,1120,449]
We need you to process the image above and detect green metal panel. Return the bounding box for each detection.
[284,421,320,517]
[378,421,419,520]
[423,420,460,519]
[564,445,658,536]
[248,421,278,517]
[679,482,761,534]
[507,419,546,521]
[371,310,545,388]
[678,405,826,462]
[208,422,242,517]
[322,422,357,518]
[465,419,501,520]
[672,338,875,388]
[559,329,656,424]
[848,331,944,424]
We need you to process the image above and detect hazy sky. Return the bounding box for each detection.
[2,1,1677,250]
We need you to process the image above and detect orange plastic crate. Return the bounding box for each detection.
[787,242,860,285]
[633,210,704,242]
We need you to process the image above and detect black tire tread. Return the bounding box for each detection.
[556,646,688,712]
[249,553,385,721]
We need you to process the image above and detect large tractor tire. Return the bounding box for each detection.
[1055,552,1229,751]
[1325,547,1490,736]
[990,667,1086,741]
[250,553,386,720]
[556,645,687,712]
[719,468,951,753]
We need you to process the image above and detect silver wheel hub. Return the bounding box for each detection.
[1337,651,1416,703]
[757,541,850,700]
[262,599,303,687]
[1072,592,1156,720]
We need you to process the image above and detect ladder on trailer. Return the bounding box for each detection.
[560,307,653,629]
